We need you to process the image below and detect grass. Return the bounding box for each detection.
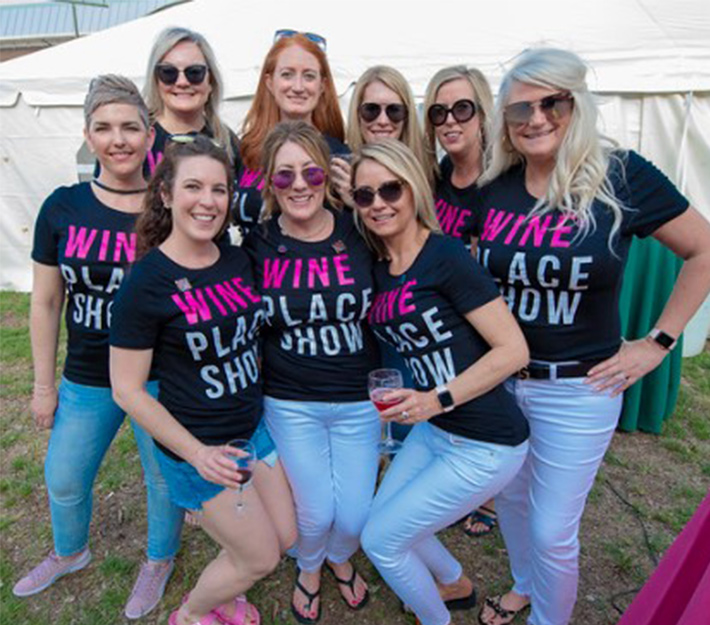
[1,290,709,625]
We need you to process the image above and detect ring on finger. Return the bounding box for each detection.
[400,410,410,420]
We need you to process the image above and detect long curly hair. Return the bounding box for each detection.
[240,34,345,171]
[135,136,234,258]
[480,48,624,249]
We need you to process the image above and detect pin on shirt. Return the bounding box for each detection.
[332,240,347,254]
[175,277,192,292]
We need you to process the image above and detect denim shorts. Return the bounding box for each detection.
[156,418,278,511]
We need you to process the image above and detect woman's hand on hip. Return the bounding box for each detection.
[585,338,668,397]
[379,388,442,425]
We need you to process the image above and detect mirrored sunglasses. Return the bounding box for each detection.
[504,92,574,126]
[359,102,408,124]
[155,64,209,86]
[427,99,477,127]
[272,167,326,190]
[273,29,327,52]
[352,180,405,208]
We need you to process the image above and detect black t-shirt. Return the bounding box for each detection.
[233,135,349,237]
[244,209,379,401]
[110,246,266,458]
[434,155,480,244]
[32,183,139,387]
[368,234,528,445]
[472,151,688,362]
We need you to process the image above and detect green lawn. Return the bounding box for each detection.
[1,290,708,625]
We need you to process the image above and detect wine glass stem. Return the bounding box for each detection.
[385,421,394,444]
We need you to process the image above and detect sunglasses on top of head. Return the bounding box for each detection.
[503,91,574,126]
[271,167,326,190]
[155,64,209,86]
[273,29,327,52]
[352,180,405,208]
[427,99,477,127]
[359,102,408,124]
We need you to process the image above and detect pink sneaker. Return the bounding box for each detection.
[13,549,91,597]
[124,559,175,619]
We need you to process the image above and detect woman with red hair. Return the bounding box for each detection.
[234,31,346,236]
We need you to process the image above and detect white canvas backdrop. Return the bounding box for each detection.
[1,0,709,290]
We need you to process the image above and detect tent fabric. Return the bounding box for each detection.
[1,0,709,293]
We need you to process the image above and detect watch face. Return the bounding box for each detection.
[438,388,455,409]
[651,329,676,349]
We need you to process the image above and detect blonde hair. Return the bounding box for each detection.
[240,35,345,171]
[423,65,494,181]
[351,139,441,258]
[260,121,339,221]
[84,74,149,129]
[143,27,234,161]
[346,66,426,167]
[480,47,624,247]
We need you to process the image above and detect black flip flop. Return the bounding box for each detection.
[291,567,321,624]
[324,561,370,610]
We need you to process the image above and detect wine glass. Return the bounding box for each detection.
[368,368,404,455]
[225,438,256,514]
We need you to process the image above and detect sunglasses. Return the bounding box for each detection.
[272,167,326,190]
[155,64,209,86]
[359,102,408,124]
[352,180,405,208]
[168,134,223,149]
[504,91,574,126]
[274,29,327,52]
[427,99,477,127]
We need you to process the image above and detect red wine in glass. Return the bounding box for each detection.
[370,388,404,413]
[368,369,404,455]
[226,438,256,514]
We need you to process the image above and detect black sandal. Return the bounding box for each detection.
[324,561,369,610]
[478,595,530,625]
[463,505,498,538]
[291,567,321,624]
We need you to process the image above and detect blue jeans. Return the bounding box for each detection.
[496,376,622,625]
[362,422,528,625]
[156,418,278,511]
[45,378,183,559]
[263,396,380,572]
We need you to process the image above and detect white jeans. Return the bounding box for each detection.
[496,377,622,625]
[263,396,380,572]
[362,422,528,625]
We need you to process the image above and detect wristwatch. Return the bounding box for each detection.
[648,328,677,351]
[436,385,455,413]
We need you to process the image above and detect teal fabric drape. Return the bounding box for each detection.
[618,236,684,433]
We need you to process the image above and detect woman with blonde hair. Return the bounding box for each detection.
[474,47,710,625]
[331,65,425,202]
[423,65,500,538]
[143,26,236,174]
[234,31,346,236]
[351,139,530,625]
[110,136,296,625]
[13,75,183,620]
[244,121,380,624]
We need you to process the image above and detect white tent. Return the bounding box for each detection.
[1,0,709,291]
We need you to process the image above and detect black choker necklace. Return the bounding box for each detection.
[92,178,147,195]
